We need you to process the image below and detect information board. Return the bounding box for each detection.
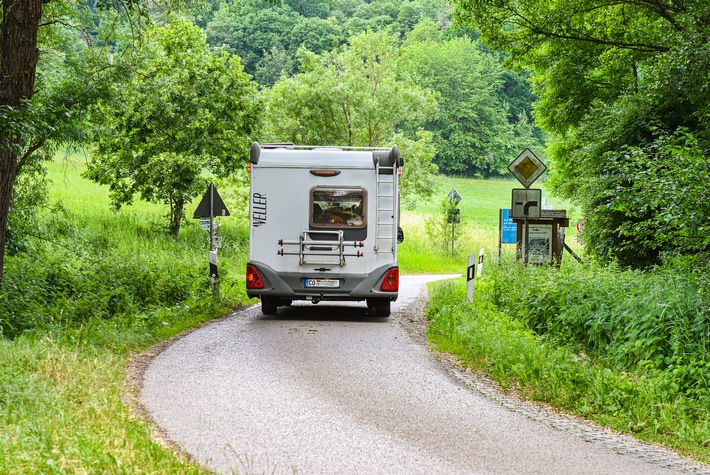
[500,209,517,244]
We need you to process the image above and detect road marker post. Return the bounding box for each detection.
[477,248,485,277]
[467,253,476,302]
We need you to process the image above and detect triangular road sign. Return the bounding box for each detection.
[193,183,230,218]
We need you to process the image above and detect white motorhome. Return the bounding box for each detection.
[246,142,404,316]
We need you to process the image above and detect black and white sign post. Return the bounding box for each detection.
[467,248,485,302]
[194,183,230,298]
[508,148,546,265]
[467,252,476,302]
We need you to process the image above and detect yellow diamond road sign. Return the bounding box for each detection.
[508,148,546,188]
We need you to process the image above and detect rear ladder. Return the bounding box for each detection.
[374,157,398,254]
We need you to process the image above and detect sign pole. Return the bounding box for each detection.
[498,209,503,265]
[193,182,230,300]
[523,218,529,265]
[208,182,220,298]
[209,183,215,252]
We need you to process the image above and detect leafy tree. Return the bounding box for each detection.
[402,18,444,46]
[265,31,437,146]
[0,0,165,283]
[455,0,710,265]
[254,45,296,88]
[331,0,364,23]
[264,31,440,202]
[206,1,301,77]
[85,20,260,237]
[392,130,440,208]
[284,0,333,18]
[291,15,344,55]
[391,0,449,39]
[400,34,537,176]
[590,128,710,267]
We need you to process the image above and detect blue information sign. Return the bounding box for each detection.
[501,208,517,244]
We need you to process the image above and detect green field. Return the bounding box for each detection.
[398,175,581,274]
[412,176,577,227]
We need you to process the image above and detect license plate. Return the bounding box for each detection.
[305,278,340,288]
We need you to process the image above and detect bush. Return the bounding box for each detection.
[489,262,710,381]
[0,209,249,340]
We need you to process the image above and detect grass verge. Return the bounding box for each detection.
[426,261,710,464]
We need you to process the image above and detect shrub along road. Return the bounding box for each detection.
[139,275,706,474]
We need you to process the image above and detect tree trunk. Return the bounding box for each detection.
[0,0,46,284]
[0,151,18,282]
[170,198,184,238]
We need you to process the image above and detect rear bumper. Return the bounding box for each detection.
[246,261,398,302]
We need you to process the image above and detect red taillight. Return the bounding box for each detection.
[246,265,265,289]
[247,165,252,173]
[380,267,399,292]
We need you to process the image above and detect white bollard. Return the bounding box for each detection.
[477,248,485,277]
[467,253,476,302]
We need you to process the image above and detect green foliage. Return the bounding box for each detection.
[205,0,455,79]
[0,208,250,340]
[264,31,440,203]
[424,197,462,255]
[597,128,710,264]
[205,0,543,179]
[400,34,542,176]
[206,1,304,77]
[265,31,438,146]
[85,20,261,237]
[489,263,710,376]
[455,0,710,266]
[0,150,250,471]
[0,337,213,474]
[427,262,710,459]
[394,130,440,208]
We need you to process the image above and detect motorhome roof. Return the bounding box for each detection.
[253,147,376,169]
[250,142,401,169]
[259,143,390,151]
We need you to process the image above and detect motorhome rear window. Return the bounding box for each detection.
[310,187,367,229]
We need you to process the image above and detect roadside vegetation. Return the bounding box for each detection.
[0,156,242,473]
[427,260,710,463]
[4,154,708,471]
[2,0,709,472]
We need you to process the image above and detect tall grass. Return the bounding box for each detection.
[426,258,710,462]
[0,337,212,473]
[1,153,249,473]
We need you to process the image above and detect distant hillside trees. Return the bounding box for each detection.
[263,31,440,205]
[400,25,541,176]
[209,0,543,177]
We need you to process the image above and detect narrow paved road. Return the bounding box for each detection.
[141,275,705,475]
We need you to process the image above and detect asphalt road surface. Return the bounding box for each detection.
[141,275,707,475]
